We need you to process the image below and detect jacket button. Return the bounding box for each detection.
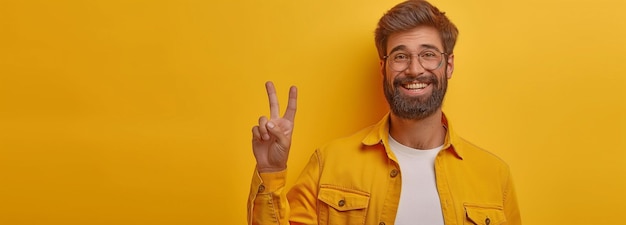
[485,217,491,225]
[390,169,399,178]
[338,199,345,207]
[379,222,386,225]
[258,184,265,193]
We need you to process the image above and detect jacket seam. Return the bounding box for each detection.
[502,166,511,207]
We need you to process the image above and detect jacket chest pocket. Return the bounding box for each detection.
[317,186,370,225]
[464,203,506,225]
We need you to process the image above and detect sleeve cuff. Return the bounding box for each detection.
[253,169,287,193]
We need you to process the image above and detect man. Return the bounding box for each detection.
[248,0,521,224]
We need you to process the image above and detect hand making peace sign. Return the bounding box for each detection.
[251,81,298,173]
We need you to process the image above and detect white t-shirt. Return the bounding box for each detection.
[388,135,444,225]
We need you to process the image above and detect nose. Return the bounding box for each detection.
[404,55,426,76]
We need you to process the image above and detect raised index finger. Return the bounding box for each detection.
[265,81,280,119]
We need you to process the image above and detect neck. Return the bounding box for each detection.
[389,109,446,150]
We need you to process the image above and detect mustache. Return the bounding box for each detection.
[392,75,438,86]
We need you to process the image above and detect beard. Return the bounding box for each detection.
[383,69,448,120]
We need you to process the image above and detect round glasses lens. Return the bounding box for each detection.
[418,51,443,70]
[389,52,410,71]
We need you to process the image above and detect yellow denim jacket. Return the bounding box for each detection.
[248,113,521,225]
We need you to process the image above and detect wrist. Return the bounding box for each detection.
[256,165,286,173]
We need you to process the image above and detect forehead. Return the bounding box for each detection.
[386,26,443,53]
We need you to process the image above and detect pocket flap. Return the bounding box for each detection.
[318,186,370,211]
[464,203,506,225]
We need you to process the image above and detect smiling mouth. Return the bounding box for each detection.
[403,82,428,90]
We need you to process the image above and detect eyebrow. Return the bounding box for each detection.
[388,44,441,55]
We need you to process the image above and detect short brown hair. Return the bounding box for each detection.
[374,0,459,59]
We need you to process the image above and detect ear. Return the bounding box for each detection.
[446,53,454,79]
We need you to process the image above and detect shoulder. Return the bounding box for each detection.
[452,136,511,171]
[315,124,381,158]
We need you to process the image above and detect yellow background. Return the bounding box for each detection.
[1,0,625,224]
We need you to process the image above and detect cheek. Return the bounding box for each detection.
[384,68,400,81]
[437,69,448,82]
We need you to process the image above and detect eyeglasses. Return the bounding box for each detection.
[383,49,447,72]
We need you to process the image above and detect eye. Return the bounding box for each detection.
[420,51,438,59]
[393,53,410,61]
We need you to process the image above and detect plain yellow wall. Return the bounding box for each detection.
[1,0,625,224]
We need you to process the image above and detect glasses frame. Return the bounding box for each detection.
[383,49,448,72]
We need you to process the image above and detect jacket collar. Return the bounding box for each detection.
[361,112,464,159]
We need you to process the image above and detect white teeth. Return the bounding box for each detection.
[405,83,427,89]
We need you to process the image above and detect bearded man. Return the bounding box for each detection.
[248,1,522,224]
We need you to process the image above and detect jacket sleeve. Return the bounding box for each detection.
[248,169,290,225]
[502,169,522,225]
[247,150,322,225]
